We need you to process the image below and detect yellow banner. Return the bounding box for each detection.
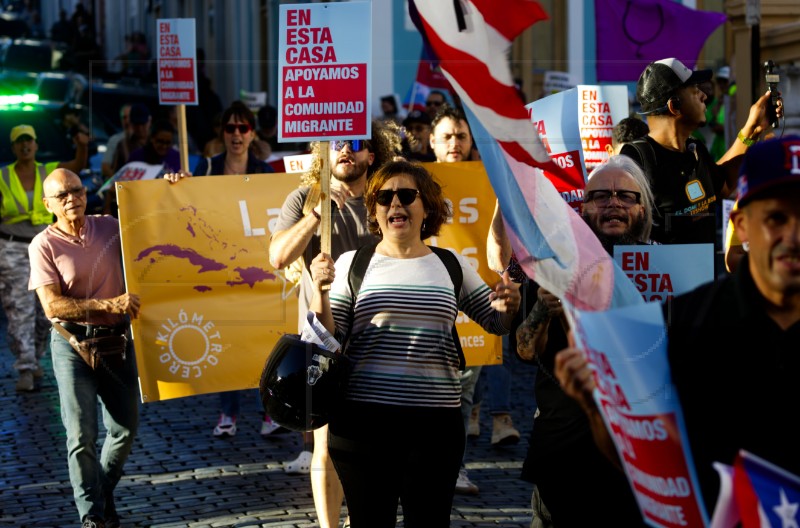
[119,163,500,402]
[424,162,502,366]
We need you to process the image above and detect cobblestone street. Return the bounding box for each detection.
[1,311,538,527]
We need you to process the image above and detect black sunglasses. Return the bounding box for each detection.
[374,188,420,206]
[223,124,251,134]
[330,140,368,152]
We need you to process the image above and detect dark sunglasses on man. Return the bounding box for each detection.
[374,188,420,206]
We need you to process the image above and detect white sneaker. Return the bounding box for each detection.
[260,415,287,436]
[284,450,312,474]
[213,414,237,437]
[455,469,479,495]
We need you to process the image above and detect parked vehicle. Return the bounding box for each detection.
[0,102,116,214]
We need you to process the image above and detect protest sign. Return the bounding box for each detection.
[157,19,198,105]
[118,163,501,402]
[282,154,314,174]
[614,244,715,303]
[570,302,709,528]
[526,85,628,208]
[578,85,628,169]
[278,2,372,141]
[543,70,577,95]
[98,162,166,194]
[426,161,502,366]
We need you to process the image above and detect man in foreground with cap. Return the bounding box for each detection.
[29,167,140,528]
[556,135,800,511]
[0,123,88,391]
[401,109,436,162]
[621,57,781,246]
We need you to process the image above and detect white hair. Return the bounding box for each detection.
[587,156,654,241]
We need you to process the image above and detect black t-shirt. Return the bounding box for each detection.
[620,136,724,245]
[665,257,800,512]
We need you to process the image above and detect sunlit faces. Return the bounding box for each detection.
[675,84,707,126]
[223,116,255,156]
[375,174,424,240]
[734,189,800,301]
[430,117,472,163]
[328,141,373,183]
[583,168,645,238]
[43,170,87,220]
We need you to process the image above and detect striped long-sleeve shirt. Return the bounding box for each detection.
[330,249,509,408]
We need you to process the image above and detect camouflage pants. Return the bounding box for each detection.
[0,238,50,372]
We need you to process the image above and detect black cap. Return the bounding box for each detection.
[637,58,712,115]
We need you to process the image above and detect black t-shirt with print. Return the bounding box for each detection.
[621,136,724,245]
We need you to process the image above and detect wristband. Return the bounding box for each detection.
[310,209,321,220]
[737,130,756,147]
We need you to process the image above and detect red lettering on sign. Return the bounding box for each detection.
[287,9,310,26]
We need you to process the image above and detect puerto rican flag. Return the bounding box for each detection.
[402,45,453,112]
[410,0,642,309]
[711,451,800,528]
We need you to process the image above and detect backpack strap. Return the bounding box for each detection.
[345,243,466,370]
[627,138,656,188]
[429,246,466,370]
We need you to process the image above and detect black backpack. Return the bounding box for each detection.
[345,242,466,370]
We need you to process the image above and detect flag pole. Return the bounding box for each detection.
[320,141,332,291]
[176,104,190,173]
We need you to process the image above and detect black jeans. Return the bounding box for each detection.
[328,401,465,528]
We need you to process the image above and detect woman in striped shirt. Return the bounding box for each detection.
[309,160,520,527]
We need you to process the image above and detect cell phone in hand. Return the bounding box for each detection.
[764,60,780,128]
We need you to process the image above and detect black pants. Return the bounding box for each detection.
[328,401,465,528]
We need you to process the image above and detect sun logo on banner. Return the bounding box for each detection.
[154,309,225,379]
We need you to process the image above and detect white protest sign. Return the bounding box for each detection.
[157,19,198,105]
[278,2,372,142]
[577,85,628,169]
[282,154,314,173]
[98,162,166,194]
[543,70,577,94]
[570,303,709,528]
[614,244,715,303]
[241,90,267,111]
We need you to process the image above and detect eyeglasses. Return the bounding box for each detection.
[46,186,86,203]
[153,138,173,147]
[426,100,444,107]
[223,124,252,134]
[330,140,368,152]
[374,188,420,206]
[585,189,641,207]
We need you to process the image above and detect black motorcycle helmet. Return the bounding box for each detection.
[259,334,348,432]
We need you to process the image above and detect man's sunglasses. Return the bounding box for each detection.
[374,188,420,206]
[330,140,368,152]
[223,124,252,134]
[585,189,641,207]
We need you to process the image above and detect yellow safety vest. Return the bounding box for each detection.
[0,162,56,226]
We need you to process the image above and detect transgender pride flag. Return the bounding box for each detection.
[410,0,642,310]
